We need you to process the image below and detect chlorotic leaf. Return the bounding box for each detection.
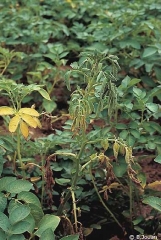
[147,181,161,191]
[20,121,29,139]
[21,114,37,128]
[19,108,40,117]
[9,115,21,133]
[0,107,15,115]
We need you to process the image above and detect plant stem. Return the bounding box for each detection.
[71,188,78,232]
[90,167,123,231]
[17,126,25,179]
[129,179,133,224]
[57,141,86,216]
[41,156,45,205]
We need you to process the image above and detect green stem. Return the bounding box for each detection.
[57,141,86,216]
[17,127,25,179]
[90,167,123,231]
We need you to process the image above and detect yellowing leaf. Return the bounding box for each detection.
[0,106,15,115]
[30,177,41,182]
[20,121,29,139]
[147,181,161,191]
[21,114,37,128]
[33,117,42,128]
[19,108,40,117]
[9,115,21,132]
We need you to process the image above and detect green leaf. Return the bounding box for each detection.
[0,212,10,231]
[0,177,16,191]
[119,130,128,140]
[142,47,157,58]
[38,89,51,101]
[6,180,33,194]
[154,155,161,164]
[137,172,146,188]
[10,221,30,234]
[112,162,127,177]
[23,214,35,233]
[40,228,55,240]
[143,196,161,212]
[35,214,60,237]
[55,178,70,186]
[60,234,79,240]
[0,229,6,239]
[8,234,25,240]
[146,103,158,112]
[65,71,72,91]
[0,192,7,212]
[17,191,41,208]
[133,87,145,98]
[116,123,126,129]
[130,129,140,139]
[128,78,141,87]
[28,203,44,227]
[42,99,57,113]
[9,205,30,225]
[127,134,135,147]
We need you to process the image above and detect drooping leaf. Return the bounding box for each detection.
[19,108,40,117]
[32,117,42,128]
[0,107,15,115]
[9,115,21,133]
[147,181,161,191]
[21,114,37,128]
[20,121,29,139]
[137,172,146,188]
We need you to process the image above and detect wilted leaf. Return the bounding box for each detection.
[33,117,42,128]
[9,115,21,133]
[147,181,161,191]
[0,107,15,115]
[20,121,29,139]
[19,108,40,117]
[21,114,37,128]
